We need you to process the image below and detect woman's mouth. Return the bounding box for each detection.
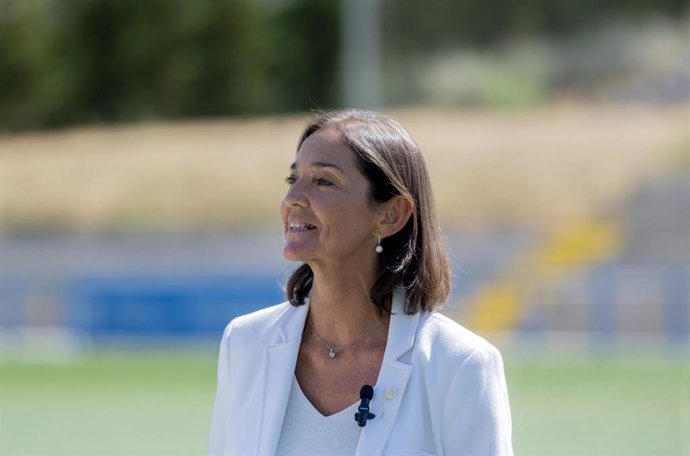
[288,222,317,232]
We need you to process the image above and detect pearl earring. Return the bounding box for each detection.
[375,233,383,253]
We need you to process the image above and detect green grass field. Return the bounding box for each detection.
[1,349,688,455]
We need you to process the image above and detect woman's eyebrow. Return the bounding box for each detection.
[289,161,344,172]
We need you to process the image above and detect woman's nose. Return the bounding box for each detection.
[283,180,309,208]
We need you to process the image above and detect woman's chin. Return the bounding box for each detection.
[282,244,313,262]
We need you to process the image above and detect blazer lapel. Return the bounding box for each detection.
[355,289,420,455]
[256,302,309,455]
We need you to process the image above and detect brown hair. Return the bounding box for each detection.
[285,110,451,314]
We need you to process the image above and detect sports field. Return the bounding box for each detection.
[1,349,688,455]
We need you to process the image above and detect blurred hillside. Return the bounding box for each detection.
[1,103,688,233]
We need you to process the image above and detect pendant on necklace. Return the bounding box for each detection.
[328,348,336,358]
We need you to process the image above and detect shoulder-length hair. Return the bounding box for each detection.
[286,110,450,314]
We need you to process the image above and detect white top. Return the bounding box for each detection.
[276,377,362,455]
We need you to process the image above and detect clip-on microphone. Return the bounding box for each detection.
[354,385,376,427]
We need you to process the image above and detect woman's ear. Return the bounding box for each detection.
[378,196,413,238]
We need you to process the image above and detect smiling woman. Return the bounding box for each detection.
[209,110,513,455]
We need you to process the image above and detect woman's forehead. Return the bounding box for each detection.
[293,130,357,170]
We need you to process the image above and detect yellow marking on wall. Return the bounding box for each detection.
[460,220,621,332]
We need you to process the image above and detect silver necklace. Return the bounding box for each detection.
[308,317,384,359]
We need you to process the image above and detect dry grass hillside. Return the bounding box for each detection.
[1,103,688,233]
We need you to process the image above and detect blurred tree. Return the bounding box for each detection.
[0,1,74,130]
[266,0,341,111]
[178,0,271,116]
[58,0,271,122]
[0,0,274,130]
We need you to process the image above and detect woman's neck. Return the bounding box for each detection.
[306,265,386,347]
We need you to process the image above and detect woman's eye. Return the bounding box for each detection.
[285,175,334,186]
[315,178,334,186]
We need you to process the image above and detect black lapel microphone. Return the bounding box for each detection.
[354,385,376,427]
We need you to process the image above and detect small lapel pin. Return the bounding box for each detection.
[383,388,396,400]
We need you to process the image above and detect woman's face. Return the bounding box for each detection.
[280,129,381,267]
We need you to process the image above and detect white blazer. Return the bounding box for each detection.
[209,290,513,455]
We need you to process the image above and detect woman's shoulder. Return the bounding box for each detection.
[229,300,292,326]
[416,311,503,362]
[221,301,294,339]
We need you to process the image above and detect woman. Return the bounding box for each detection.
[209,110,513,455]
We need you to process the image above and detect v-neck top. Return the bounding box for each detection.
[276,376,362,455]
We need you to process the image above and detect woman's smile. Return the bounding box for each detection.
[287,221,317,232]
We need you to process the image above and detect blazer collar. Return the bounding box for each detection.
[384,288,419,359]
[355,288,420,455]
[256,300,309,455]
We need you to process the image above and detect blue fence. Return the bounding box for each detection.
[69,275,286,339]
[1,265,688,347]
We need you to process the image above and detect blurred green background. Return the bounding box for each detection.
[1,351,688,455]
[1,0,689,455]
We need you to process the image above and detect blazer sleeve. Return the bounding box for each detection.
[208,322,233,456]
[442,345,513,455]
